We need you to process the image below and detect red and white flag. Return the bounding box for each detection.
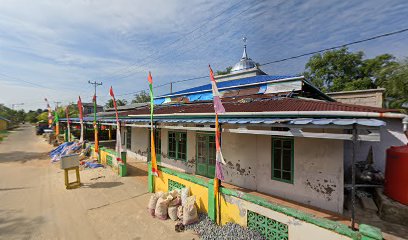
[109,86,122,164]
[209,65,225,114]
[209,65,226,181]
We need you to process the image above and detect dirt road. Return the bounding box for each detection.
[0,125,197,240]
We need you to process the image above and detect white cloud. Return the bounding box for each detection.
[0,0,407,110]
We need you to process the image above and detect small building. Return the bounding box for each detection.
[0,116,11,131]
[82,103,103,116]
[327,88,385,108]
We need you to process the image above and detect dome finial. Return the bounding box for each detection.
[242,37,248,59]
[231,36,256,73]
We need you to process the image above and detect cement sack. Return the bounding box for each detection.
[181,187,190,206]
[177,205,183,220]
[168,206,179,221]
[182,196,198,225]
[169,196,181,207]
[155,195,173,220]
[169,189,180,198]
[147,192,163,216]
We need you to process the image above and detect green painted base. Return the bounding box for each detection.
[119,164,127,177]
[148,162,153,193]
[208,179,216,222]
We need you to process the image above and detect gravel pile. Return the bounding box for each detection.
[185,214,265,240]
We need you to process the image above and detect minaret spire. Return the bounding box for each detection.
[242,37,248,59]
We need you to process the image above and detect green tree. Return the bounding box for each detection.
[131,91,150,103]
[216,66,232,76]
[25,110,38,123]
[303,48,395,92]
[105,99,127,108]
[36,112,48,122]
[377,58,408,108]
[0,104,26,124]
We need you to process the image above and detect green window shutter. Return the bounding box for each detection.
[126,127,131,149]
[177,132,187,161]
[272,138,294,184]
[168,131,187,161]
[196,133,216,178]
[168,132,176,159]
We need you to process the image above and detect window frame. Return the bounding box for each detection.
[271,137,294,184]
[196,132,216,178]
[126,126,132,149]
[168,131,187,161]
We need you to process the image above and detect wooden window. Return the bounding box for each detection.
[168,131,187,161]
[272,138,294,183]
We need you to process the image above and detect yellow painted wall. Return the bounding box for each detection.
[152,168,357,240]
[154,170,209,213]
[100,150,108,165]
[0,120,8,131]
[218,193,247,226]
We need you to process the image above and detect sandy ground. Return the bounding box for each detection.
[0,125,198,240]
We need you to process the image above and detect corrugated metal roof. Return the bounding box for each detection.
[116,97,399,115]
[157,75,299,98]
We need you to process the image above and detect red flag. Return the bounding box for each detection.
[109,86,115,98]
[109,86,118,114]
[77,96,83,120]
[148,71,153,84]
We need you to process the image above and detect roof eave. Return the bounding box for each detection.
[128,111,407,119]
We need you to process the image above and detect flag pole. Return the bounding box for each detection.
[148,72,159,193]
[209,65,226,225]
[109,86,124,173]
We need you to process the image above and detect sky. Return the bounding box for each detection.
[1,0,408,111]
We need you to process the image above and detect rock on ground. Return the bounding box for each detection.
[185,213,265,240]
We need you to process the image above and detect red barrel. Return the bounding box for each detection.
[384,145,408,205]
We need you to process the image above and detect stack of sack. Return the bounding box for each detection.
[147,187,199,225]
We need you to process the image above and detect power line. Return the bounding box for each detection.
[260,27,408,66]
[111,27,408,98]
[105,1,259,81]
[0,73,54,90]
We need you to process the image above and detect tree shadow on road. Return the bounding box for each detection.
[0,209,45,239]
[0,151,49,163]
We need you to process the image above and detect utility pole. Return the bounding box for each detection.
[88,80,102,160]
[170,82,173,94]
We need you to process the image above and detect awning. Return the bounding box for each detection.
[60,117,385,127]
